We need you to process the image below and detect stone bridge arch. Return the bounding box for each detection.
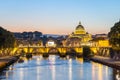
[31,48,41,54]
[48,47,60,55]
[12,48,22,55]
[14,47,34,54]
[73,47,83,53]
[66,48,77,56]
[98,47,110,57]
[66,48,76,53]
[12,47,27,55]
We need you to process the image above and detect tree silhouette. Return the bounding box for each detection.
[108,21,120,51]
[108,21,120,60]
[0,27,16,56]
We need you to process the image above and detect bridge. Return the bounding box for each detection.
[14,45,83,56]
[10,45,111,57]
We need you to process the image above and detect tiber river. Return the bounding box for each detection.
[0,55,120,80]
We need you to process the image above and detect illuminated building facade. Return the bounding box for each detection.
[66,22,92,47]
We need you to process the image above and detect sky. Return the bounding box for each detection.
[0,0,120,35]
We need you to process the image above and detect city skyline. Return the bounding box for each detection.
[0,0,120,35]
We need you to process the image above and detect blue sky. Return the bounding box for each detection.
[0,0,120,34]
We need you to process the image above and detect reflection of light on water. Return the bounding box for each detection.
[49,55,56,61]
[36,56,42,65]
[91,62,103,80]
[116,70,120,80]
[37,66,41,80]
[92,62,95,80]
[20,57,28,63]
[76,58,83,64]
[37,58,40,61]
[98,64,103,80]
[9,65,13,70]
[49,55,56,80]
[9,67,13,70]
[68,59,72,80]
[76,58,83,78]
[36,56,42,80]
[20,68,24,80]
[105,66,108,78]
[1,55,118,80]
[5,71,8,79]
[52,65,56,80]
[36,56,43,61]
[49,55,56,64]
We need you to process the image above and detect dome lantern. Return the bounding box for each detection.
[76,21,84,30]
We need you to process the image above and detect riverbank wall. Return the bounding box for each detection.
[0,56,19,71]
[90,56,120,70]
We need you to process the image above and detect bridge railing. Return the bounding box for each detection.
[18,45,112,48]
[18,45,44,48]
[18,45,84,48]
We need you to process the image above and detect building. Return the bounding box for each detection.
[45,39,57,47]
[93,34,108,39]
[66,22,92,47]
[91,34,110,47]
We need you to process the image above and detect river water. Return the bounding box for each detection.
[0,55,120,80]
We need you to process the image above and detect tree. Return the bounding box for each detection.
[83,46,92,58]
[108,21,120,51]
[0,27,16,56]
[108,21,120,60]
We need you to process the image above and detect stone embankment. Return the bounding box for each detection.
[90,56,120,70]
[0,56,19,71]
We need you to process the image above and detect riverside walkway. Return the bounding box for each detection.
[90,56,120,70]
[0,56,19,71]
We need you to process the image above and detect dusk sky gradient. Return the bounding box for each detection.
[0,0,120,35]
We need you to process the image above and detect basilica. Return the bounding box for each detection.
[65,22,92,47]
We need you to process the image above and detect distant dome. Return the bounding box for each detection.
[76,22,84,30]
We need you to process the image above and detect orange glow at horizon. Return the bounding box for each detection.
[2,24,109,35]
